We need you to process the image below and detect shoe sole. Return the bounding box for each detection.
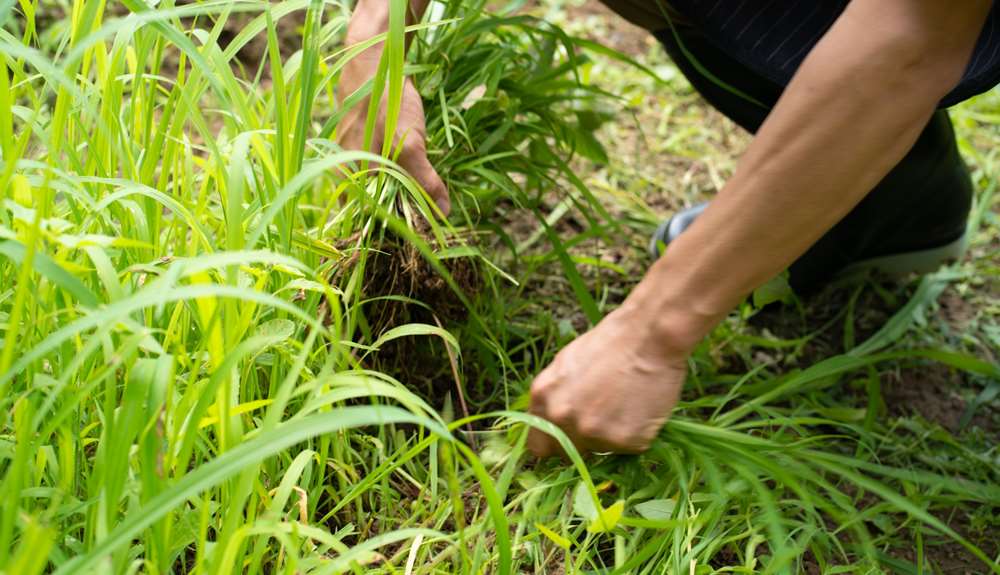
[836,232,968,280]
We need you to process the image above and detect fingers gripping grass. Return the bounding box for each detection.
[1,0,999,573]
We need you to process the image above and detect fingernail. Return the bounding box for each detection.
[436,197,451,216]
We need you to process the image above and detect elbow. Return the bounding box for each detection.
[894,41,971,99]
[796,0,992,107]
[878,18,982,100]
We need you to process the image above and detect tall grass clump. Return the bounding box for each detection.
[1,0,481,572]
[0,0,620,571]
[1,0,998,573]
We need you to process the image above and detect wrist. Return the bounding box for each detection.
[622,299,715,359]
[621,259,726,357]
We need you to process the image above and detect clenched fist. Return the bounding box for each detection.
[528,305,689,456]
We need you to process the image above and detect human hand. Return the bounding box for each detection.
[527,305,689,456]
[337,57,450,215]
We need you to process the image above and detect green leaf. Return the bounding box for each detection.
[752,273,793,308]
[0,283,325,394]
[573,481,598,521]
[0,240,99,307]
[634,498,676,521]
[6,518,54,575]
[587,500,625,533]
[538,216,602,325]
[371,323,460,353]
[570,125,608,164]
[254,318,296,341]
[535,523,572,549]
[960,380,1000,429]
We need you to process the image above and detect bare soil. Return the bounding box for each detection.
[885,363,999,436]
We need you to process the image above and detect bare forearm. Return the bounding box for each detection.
[346,0,431,50]
[342,0,432,95]
[630,0,989,351]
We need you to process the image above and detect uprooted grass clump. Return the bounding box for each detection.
[322,0,621,390]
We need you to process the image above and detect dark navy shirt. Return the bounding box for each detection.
[602,0,1000,107]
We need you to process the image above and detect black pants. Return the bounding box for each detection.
[654,26,973,292]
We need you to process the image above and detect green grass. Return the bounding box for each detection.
[1,0,998,573]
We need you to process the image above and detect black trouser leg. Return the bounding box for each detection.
[654,26,973,292]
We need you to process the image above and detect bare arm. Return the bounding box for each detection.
[529,0,991,456]
[344,0,431,53]
[634,0,991,352]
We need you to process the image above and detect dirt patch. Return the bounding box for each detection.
[891,512,1000,575]
[548,0,658,58]
[938,287,978,332]
[893,545,996,574]
[734,280,999,438]
[883,363,999,438]
[738,278,908,368]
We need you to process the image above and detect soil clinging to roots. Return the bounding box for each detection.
[334,232,481,330]
[327,230,484,402]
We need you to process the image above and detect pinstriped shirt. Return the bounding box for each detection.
[600,0,1000,106]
